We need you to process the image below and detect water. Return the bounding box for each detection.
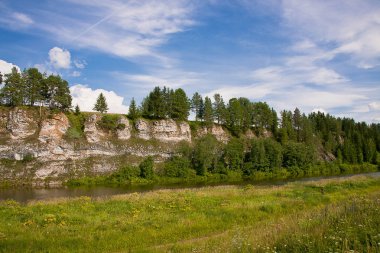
[1,171,379,203]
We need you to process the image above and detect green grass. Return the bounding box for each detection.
[0,175,379,252]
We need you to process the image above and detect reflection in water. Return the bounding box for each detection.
[1,172,379,203]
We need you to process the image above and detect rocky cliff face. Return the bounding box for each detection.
[0,108,196,185]
[197,124,230,143]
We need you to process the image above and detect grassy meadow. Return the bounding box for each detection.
[0,175,380,252]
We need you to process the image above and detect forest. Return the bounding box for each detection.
[1,67,379,182]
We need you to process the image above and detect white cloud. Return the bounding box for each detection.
[71,71,81,77]
[0,59,20,75]
[312,108,327,114]
[74,60,86,69]
[35,0,197,60]
[369,102,380,111]
[70,84,129,113]
[12,12,33,26]
[282,0,380,68]
[49,47,71,69]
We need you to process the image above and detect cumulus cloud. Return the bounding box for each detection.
[70,84,129,113]
[74,60,86,69]
[369,102,380,111]
[49,47,71,69]
[0,59,20,75]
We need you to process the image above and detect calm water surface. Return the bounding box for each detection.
[1,172,379,203]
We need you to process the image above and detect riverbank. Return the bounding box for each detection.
[0,175,379,252]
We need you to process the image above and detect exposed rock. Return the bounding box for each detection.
[152,119,191,142]
[135,118,151,140]
[84,114,104,143]
[262,129,272,138]
[244,129,257,139]
[210,124,229,143]
[6,107,38,139]
[116,116,131,140]
[197,124,230,143]
[38,113,69,143]
[0,110,8,135]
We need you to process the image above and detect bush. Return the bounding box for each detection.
[97,114,125,131]
[139,156,154,179]
[164,156,194,178]
[106,166,140,184]
[66,113,85,139]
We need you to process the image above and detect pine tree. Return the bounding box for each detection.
[171,88,190,120]
[293,107,302,142]
[203,96,213,127]
[191,92,203,122]
[74,104,81,115]
[0,67,24,106]
[213,93,225,124]
[93,93,108,113]
[128,97,139,119]
[23,68,43,106]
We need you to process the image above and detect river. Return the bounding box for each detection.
[1,171,379,203]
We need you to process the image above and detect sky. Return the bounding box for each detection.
[0,0,379,122]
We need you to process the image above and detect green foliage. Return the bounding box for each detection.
[193,134,220,175]
[66,112,85,139]
[93,93,108,113]
[223,138,244,170]
[191,92,203,122]
[128,97,139,120]
[139,156,154,179]
[164,156,194,178]
[97,114,124,131]
[282,141,315,168]
[105,166,141,184]
[203,96,213,126]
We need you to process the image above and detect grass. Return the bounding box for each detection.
[0,175,379,252]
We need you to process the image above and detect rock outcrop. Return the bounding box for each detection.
[152,119,191,142]
[6,108,38,139]
[116,116,131,140]
[135,119,151,140]
[84,114,105,143]
[197,124,230,143]
[38,113,70,143]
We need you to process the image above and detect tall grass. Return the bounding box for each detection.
[0,176,379,252]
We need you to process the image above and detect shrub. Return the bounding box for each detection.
[139,156,154,179]
[97,114,125,131]
[164,156,194,178]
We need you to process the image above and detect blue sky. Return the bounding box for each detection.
[0,0,379,122]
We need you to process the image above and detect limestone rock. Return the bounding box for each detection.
[197,124,230,143]
[135,118,151,140]
[38,113,69,143]
[6,107,38,139]
[152,119,191,142]
[116,116,131,140]
[84,114,104,143]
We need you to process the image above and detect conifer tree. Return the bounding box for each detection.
[128,97,139,120]
[171,88,190,120]
[74,104,81,115]
[203,96,213,126]
[0,67,24,106]
[213,93,226,124]
[93,93,108,113]
[191,92,203,122]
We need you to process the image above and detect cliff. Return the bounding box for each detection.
[0,107,231,186]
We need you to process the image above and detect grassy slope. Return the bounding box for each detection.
[0,176,379,252]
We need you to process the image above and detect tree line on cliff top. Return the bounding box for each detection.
[1,67,379,167]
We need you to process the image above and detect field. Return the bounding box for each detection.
[0,175,380,252]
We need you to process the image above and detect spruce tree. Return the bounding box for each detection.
[74,104,81,115]
[128,97,139,119]
[0,67,24,106]
[203,96,213,127]
[191,92,203,122]
[93,93,108,113]
[213,93,226,124]
[171,88,190,120]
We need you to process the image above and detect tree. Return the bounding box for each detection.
[142,86,165,118]
[128,97,139,119]
[23,68,43,106]
[223,138,244,170]
[93,93,108,113]
[191,92,203,121]
[139,156,154,179]
[226,98,243,136]
[171,88,190,120]
[213,93,226,124]
[74,104,81,115]
[43,74,72,111]
[293,107,302,142]
[0,67,24,106]
[193,134,220,175]
[203,96,213,126]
